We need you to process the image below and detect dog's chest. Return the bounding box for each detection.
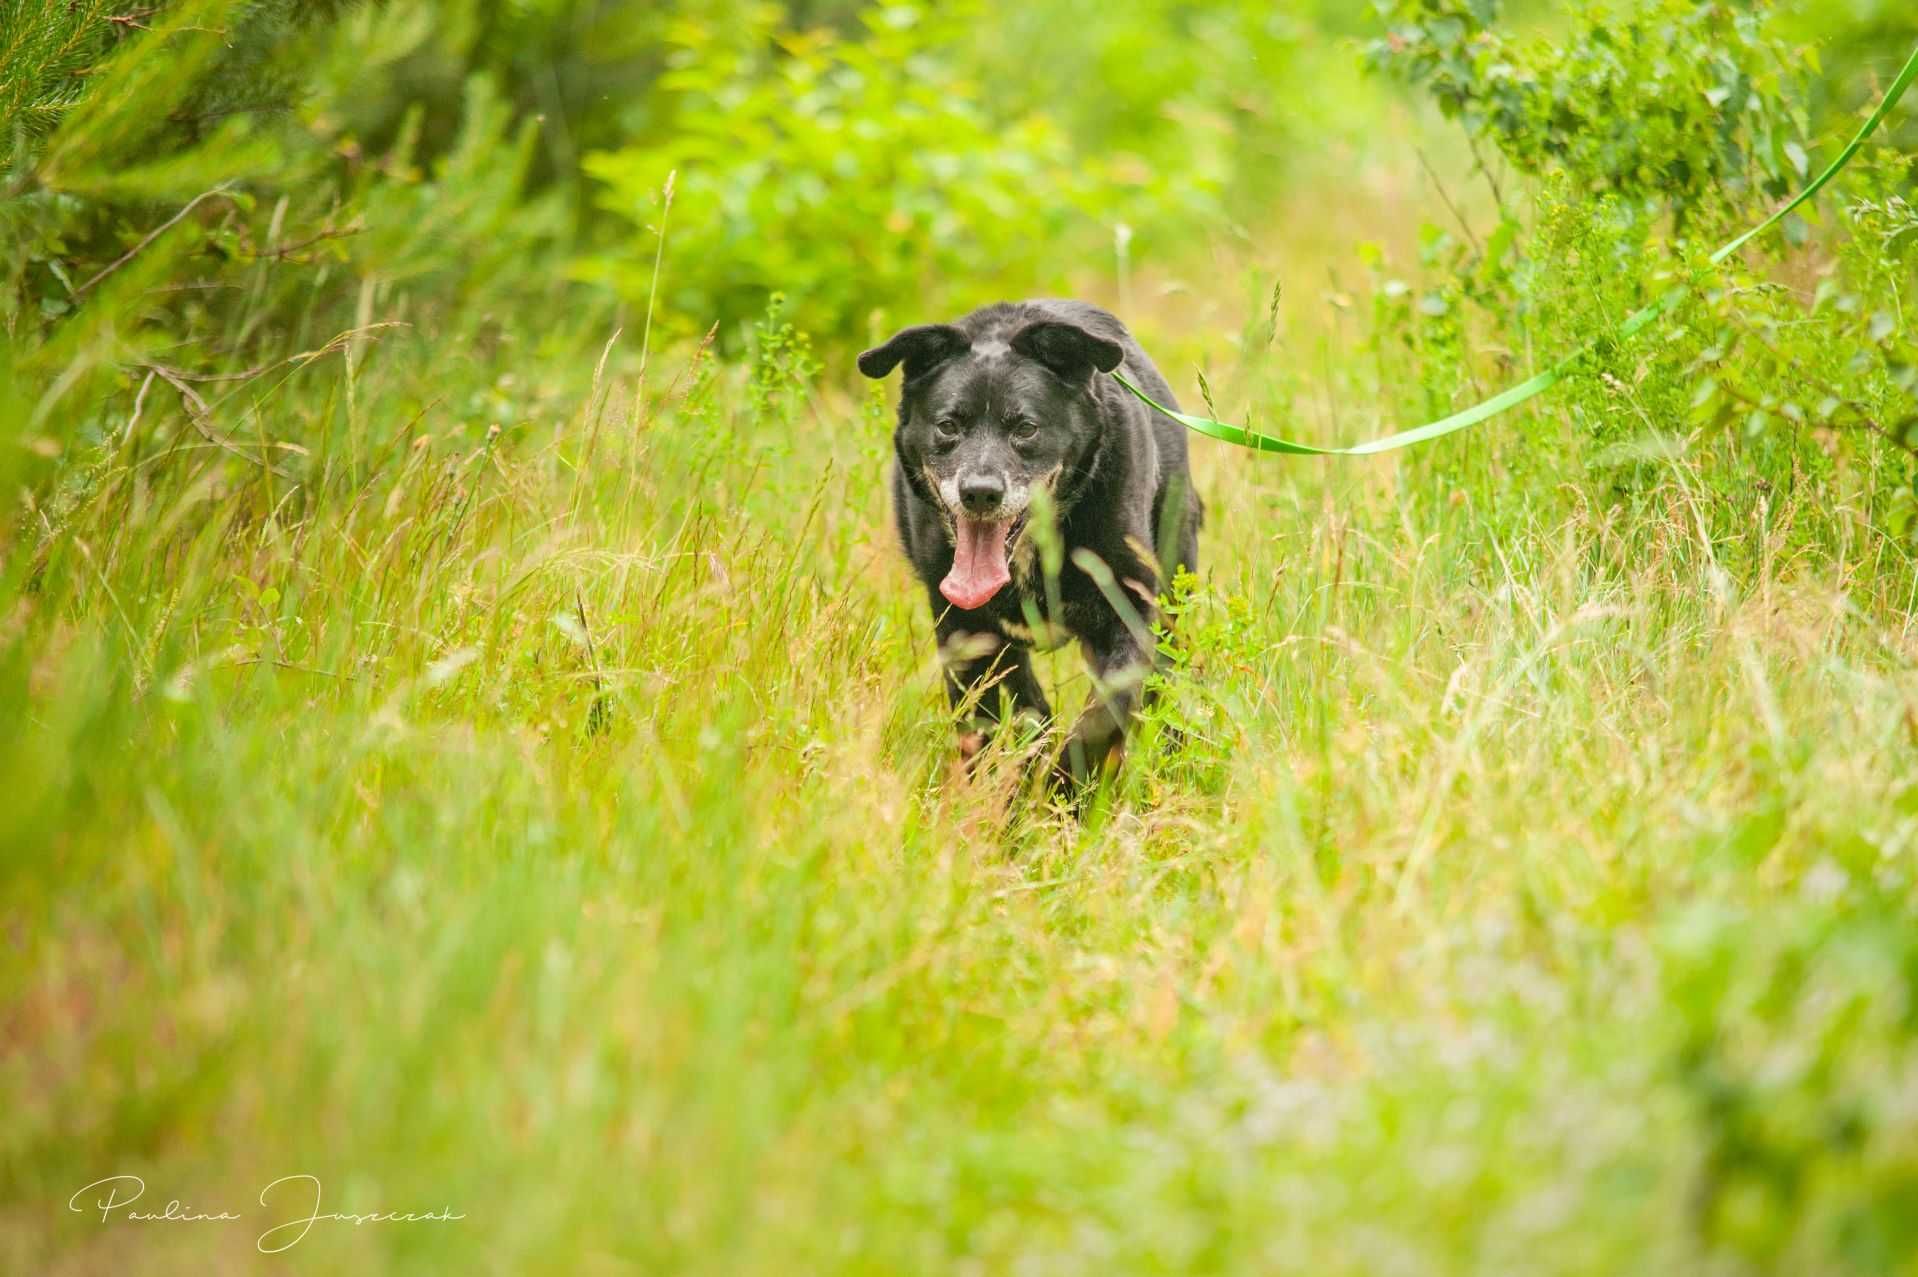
[986,550,1075,649]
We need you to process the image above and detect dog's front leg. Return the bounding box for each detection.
[936,618,1051,762]
[1053,619,1153,790]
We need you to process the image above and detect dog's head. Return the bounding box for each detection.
[858,316,1122,610]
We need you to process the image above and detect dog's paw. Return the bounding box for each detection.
[945,729,990,789]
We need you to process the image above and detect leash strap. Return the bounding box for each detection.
[1112,40,1918,457]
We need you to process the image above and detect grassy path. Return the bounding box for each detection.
[7,304,1918,1273]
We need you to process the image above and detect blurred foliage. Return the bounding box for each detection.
[0,0,580,500]
[953,0,1378,227]
[580,1,1181,345]
[1367,0,1816,233]
[1788,0,1918,149]
[2,0,1915,490]
[579,0,1390,342]
[1667,899,1918,1271]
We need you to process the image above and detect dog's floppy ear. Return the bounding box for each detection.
[1010,320,1124,381]
[857,324,971,381]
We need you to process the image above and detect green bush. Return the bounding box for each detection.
[1368,0,1815,235]
[580,1,1165,345]
[1350,0,1916,539]
[0,0,582,494]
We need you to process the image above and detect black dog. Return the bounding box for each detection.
[859,299,1202,788]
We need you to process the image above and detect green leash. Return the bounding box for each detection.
[1112,40,1918,457]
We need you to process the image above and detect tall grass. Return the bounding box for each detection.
[5,238,1917,1271]
[6,3,1918,1273]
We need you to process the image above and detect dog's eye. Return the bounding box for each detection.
[931,417,960,445]
[1008,417,1040,443]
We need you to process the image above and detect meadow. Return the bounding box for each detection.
[5,1,1918,1273]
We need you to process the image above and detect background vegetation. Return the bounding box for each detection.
[4,0,1918,1272]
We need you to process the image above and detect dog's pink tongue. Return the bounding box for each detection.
[941,519,1013,610]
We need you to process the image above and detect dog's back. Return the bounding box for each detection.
[1013,299,1201,578]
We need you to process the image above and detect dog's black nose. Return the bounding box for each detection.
[958,474,1005,516]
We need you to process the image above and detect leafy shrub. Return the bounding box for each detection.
[580,1,1162,344]
[1685,173,1918,527]
[1368,0,1816,235]
[1,0,581,493]
[1351,0,1917,544]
